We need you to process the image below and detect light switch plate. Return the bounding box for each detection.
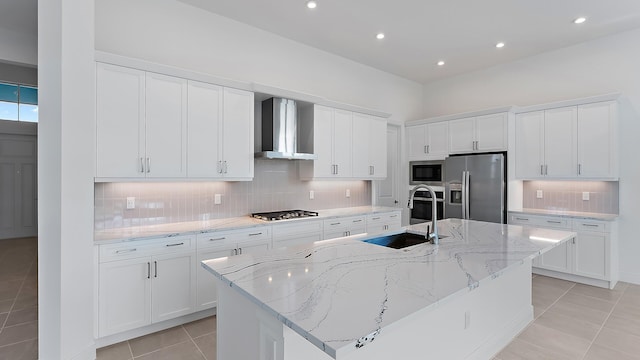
[582,192,590,201]
[309,190,314,200]
[214,194,222,205]
[536,190,543,199]
[126,197,135,209]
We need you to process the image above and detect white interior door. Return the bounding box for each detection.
[375,124,400,207]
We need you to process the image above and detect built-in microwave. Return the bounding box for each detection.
[410,160,444,185]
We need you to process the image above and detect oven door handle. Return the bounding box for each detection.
[413,197,444,202]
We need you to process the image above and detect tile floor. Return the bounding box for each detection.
[1,237,640,359]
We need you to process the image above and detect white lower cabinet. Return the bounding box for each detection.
[366,211,402,235]
[272,220,323,248]
[323,216,366,240]
[98,235,196,337]
[509,213,616,288]
[196,227,271,311]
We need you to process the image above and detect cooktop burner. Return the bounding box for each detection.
[251,210,319,221]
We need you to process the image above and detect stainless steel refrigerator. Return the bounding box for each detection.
[444,153,506,223]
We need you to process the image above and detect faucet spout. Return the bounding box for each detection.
[408,184,440,245]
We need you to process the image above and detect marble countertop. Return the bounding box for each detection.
[202,218,575,359]
[94,206,401,244]
[509,208,618,221]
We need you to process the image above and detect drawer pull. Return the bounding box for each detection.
[249,232,263,236]
[209,237,226,241]
[582,224,599,227]
[371,217,381,220]
[166,242,184,247]
[515,217,529,221]
[116,248,137,254]
[352,219,363,223]
[546,220,562,224]
[390,215,398,218]
[330,223,341,226]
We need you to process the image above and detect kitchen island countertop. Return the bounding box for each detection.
[202,218,575,359]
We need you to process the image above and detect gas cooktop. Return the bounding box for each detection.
[251,210,319,221]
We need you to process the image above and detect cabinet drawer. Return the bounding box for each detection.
[323,216,366,231]
[197,226,271,249]
[508,214,570,229]
[272,220,323,238]
[539,217,570,229]
[367,211,401,224]
[100,235,195,262]
[573,220,608,233]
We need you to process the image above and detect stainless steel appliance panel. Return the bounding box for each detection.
[444,156,466,219]
[467,154,505,223]
[410,160,444,185]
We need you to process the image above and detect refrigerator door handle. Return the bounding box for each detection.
[464,171,470,219]
[461,171,466,220]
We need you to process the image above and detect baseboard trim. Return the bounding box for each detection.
[532,268,615,289]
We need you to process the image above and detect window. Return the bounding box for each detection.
[0,82,38,122]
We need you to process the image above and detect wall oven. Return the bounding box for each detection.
[410,160,444,186]
[409,190,445,225]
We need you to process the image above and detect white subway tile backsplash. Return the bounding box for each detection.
[522,181,618,214]
[95,159,372,229]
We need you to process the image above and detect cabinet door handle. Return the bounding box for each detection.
[154,260,158,278]
[390,214,398,218]
[217,161,222,174]
[209,237,226,241]
[546,220,562,224]
[224,161,228,174]
[146,157,151,173]
[353,219,362,223]
[147,262,151,279]
[540,165,544,175]
[116,248,137,254]
[238,247,242,255]
[427,145,430,154]
[424,145,427,154]
[515,217,529,221]
[330,222,341,226]
[578,164,582,175]
[582,223,599,227]
[372,217,381,220]
[545,165,548,175]
[232,248,238,256]
[140,157,145,173]
[249,232,263,236]
[336,164,339,174]
[572,238,576,244]
[165,242,184,247]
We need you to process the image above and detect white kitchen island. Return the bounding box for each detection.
[202,219,575,360]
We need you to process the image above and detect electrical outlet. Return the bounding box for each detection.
[346,189,351,198]
[309,190,315,200]
[214,194,222,205]
[126,197,135,209]
[536,190,543,199]
[582,192,590,201]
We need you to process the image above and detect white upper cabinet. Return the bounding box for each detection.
[515,101,617,180]
[145,73,188,178]
[96,63,146,178]
[407,122,448,161]
[187,86,254,180]
[577,101,617,179]
[97,63,254,180]
[352,113,387,178]
[301,105,385,180]
[449,113,507,154]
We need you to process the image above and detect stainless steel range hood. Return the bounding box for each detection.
[255,97,317,160]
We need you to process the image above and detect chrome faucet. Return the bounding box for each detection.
[408,184,440,245]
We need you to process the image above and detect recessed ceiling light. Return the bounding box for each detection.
[496,42,505,48]
[437,61,445,66]
[574,17,587,24]
[306,1,317,9]
[376,33,385,40]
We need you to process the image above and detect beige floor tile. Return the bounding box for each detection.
[612,281,629,292]
[96,341,132,360]
[193,333,216,360]
[568,283,623,302]
[0,299,13,314]
[534,310,602,341]
[0,321,38,347]
[594,326,640,356]
[532,289,562,310]
[624,283,640,295]
[556,291,616,313]
[497,338,573,360]
[135,341,205,360]
[584,343,639,360]
[545,300,610,326]
[0,313,6,327]
[532,276,575,292]
[517,323,591,359]
[11,295,37,312]
[129,326,190,357]
[5,307,37,327]
[0,338,38,360]
[618,291,640,307]
[612,301,640,318]
[604,313,640,337]
[183,316,216,339]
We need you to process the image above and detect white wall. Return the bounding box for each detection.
[39,0,96,358]
[0,62,37,85]
[422,28,640,284]
[94,0,423,123]
[0,26,37,67]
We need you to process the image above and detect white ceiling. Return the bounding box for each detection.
[0,0,36,37]
[179,0,640,84]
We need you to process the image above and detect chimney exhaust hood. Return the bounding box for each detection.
[255,97,317,160]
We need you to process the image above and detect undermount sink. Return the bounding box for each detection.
[363,232,448,249]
